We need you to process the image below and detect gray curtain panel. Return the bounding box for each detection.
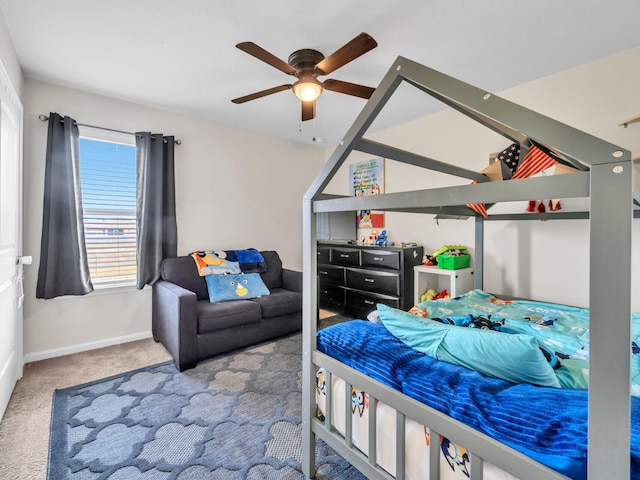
[135,132,178,289]
[36,113,94,299]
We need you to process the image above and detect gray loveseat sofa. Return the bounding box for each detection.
[152,250,302,371]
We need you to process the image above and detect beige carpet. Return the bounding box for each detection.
[0,338,171,480]
[0,310,337,480]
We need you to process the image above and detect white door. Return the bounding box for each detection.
[0,62,23,420]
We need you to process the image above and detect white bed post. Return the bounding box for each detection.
[588,157,633,479]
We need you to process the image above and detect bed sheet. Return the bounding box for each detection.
[316,320,640,480]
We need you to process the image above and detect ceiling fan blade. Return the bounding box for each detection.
[323,79,375,99]
[315,32,377,75]
[231,84,292,104]
[236,42,298,75]
[301,100,316,121]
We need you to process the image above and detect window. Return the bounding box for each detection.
[78,127,136,288]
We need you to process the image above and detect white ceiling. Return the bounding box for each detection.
[2,0,640,147]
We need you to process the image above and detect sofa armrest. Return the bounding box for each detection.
[281,268,302,293]
[152,280,198,371]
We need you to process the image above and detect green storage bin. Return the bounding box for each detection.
[437,254,470,270]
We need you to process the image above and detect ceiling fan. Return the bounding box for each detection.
[231,32,378,121]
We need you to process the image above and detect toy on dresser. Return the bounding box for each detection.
[375,229,387,245]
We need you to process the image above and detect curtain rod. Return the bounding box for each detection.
[38,114,182,145]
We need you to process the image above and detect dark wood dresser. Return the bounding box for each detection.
[317,241,423,317]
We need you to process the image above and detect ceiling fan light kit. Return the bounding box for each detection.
[232,32,378,121]
[293,77,323,102]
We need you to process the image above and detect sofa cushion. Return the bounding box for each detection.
[161,256,209,301]
[250,288,302,319]
[197,299,261,334]
[260,251,283,290]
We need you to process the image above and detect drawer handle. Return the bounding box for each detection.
[364,300,374,305]
[373,257,384,261]
[340,254,350,258]
[364,278,375,283]
[320,290,328,294]
[319,271,328,275]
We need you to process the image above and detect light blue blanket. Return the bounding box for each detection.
[417,289,640,392]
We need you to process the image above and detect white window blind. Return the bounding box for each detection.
[78,129,137,288]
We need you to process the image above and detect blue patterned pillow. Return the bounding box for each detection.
[205,273,270,303]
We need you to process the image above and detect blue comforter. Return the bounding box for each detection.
[317,320,640,480]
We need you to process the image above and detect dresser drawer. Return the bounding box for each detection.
[346,289,399,315]
[319,282,345,310]
[317,246,331,264]
[317,265,345,285]
[360,249,400,270]
[330,247,360,266]
[346,268,400,296]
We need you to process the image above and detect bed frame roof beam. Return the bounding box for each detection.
[355,138,488,182]
[305,68,405,202]
[313,199,474,217]
[315,193,482,216]
[396,56,631,169]
[313,171,589,213]
[486,210,640,221]
[403,76,528,150]
[381,206,479,216]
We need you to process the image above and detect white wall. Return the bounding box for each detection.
[15,44,640,360]
[323,47,640,309]
[22,80,325,361]
[0,8,23,99]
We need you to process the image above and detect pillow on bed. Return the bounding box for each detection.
[377,303,561,388]
[205,273,270,303]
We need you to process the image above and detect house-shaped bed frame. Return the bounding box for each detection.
[302,56,636,479]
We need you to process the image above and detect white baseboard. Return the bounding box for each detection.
[23,331,153,364]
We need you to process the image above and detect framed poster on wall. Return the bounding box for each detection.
[349,157,385,228]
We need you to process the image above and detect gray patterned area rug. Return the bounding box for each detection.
[48,328,365,479]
